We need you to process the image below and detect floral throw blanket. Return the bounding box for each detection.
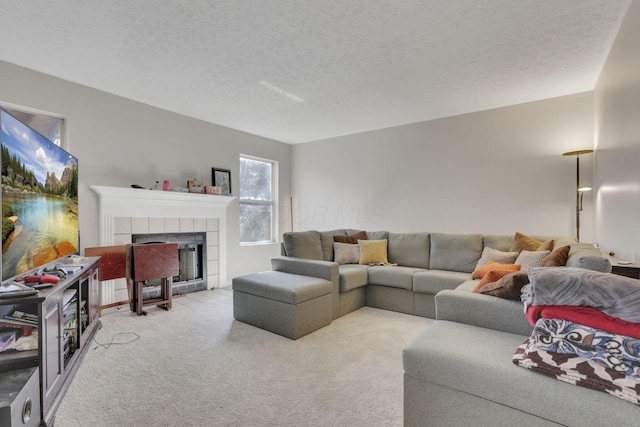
[513,319,640,405]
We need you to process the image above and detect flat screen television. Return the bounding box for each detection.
[1,107,79,281]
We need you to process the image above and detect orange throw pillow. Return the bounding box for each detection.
[472,260,520,279]
[472,267,521,292]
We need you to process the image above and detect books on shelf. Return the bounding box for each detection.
[57,263,88,274]
[63,289,77,306]
[2,304,38,327]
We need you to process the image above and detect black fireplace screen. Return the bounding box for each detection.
[131,232,207,295]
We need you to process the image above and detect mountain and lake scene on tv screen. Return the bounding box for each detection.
[1,108,78,281]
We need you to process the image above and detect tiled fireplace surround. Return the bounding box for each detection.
[91,185,235,306]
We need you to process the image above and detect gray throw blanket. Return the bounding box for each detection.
[521,267,640,323]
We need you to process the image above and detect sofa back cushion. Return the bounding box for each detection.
[365,230,388,241]
[282,230,324,260]
[388,232,430,268]
[319,229,347,261]
[430,233,483,273]
[483,235,513,252]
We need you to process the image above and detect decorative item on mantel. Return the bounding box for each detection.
[212,167,232,196]
[205,185,222,195]
[187,179,205,193]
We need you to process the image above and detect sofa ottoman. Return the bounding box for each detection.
[232,271,333,339]
[403,320,639,426]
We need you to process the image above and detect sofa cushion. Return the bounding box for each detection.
[368,265,426,290]
[436,283,533,336]
[338,265,369,292]
[359,239,389,264]
[403,320,636,426]
[333,242,360,264]
[478,271,530,300]
[387,232,430,268]
[475,247,519,269]
[515,250,550,271]
[366,230,389,241]
[509,232,553,253]
[413,270,472,294]
[566,243,612,272]
[319,229,347,261]
[334,230,367,244]
[232,271,332,304]
[430,233,483,273]
[472,268,521,292]
[472,260,521,279]
[483,235,514,252]
[282,230,324,260]
[540,245,570,267]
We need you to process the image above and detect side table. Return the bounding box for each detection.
[607,255,640,279]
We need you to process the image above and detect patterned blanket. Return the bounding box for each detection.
[532,318,640,379]
[513,337,640,405]
[513,318,640,405]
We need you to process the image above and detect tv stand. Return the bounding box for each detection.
[0,257,101,426]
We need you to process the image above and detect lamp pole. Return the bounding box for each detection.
[563,149,594,242]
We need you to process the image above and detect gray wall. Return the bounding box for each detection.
[594,0,640,263]
[0,60,289,281]
[3,1,639,279]
[292,92,596,241]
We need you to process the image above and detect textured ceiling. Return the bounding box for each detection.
[0,1,631,144]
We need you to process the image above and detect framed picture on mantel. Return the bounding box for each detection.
[212,168,231,195]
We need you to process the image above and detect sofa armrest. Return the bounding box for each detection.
[435,288,533,336]
[271,256,337,281]
[271,256,341,319]
[566,244,611,272]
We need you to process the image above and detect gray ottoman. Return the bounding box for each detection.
[232,271,333,339]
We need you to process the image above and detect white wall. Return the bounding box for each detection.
[0,60,289,283]
[292,92,597,241]
[594,0,640,263]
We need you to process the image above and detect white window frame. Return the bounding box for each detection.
[239,154,278,245]
[0,102,68,149]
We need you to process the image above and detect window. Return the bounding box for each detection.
[239,155,277,244]
[3,107,64,146]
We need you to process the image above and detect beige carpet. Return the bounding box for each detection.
[55,288,432,426]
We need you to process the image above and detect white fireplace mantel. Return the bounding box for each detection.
[91,185,236,303]
[91,185,235,218]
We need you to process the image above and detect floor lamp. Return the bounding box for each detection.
[562,149,594,242]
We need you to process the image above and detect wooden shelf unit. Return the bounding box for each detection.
[0,257,101,427]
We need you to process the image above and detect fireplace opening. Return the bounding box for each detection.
[132,232,207,297]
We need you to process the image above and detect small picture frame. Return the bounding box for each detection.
[187,179,204,193]
[212,168,231,195]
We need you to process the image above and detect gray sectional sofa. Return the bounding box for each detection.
[232,229,640,425]
[271,229,606,321]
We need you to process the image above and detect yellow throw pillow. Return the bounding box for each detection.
[359,239,388,265]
